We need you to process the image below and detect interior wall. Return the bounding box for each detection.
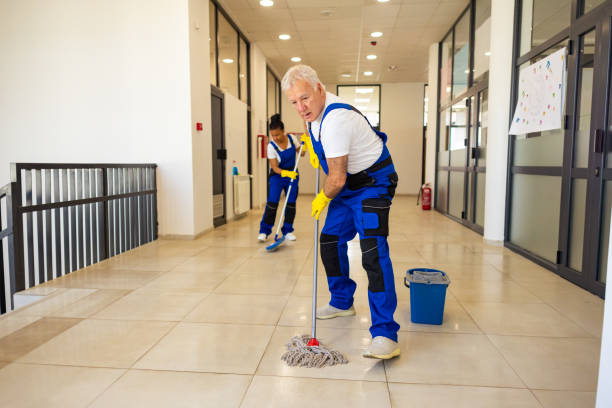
[223,93,248,220]
[0,0,196,236]
[426,43,440,206]
[188,0,214,235]
[250,44,269,209]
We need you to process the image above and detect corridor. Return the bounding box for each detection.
[0,195,603,407]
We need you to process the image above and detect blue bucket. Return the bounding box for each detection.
[404,268,450,325]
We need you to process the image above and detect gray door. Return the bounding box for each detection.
[211,86,226,227]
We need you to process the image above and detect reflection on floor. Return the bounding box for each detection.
[0,195,603,407]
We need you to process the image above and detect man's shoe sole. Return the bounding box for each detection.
[316,307,356,320]
[362,348,401,359]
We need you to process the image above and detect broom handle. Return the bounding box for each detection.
[311,166,320,340]
[273,142,304,239]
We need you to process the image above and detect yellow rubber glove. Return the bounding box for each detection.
[311,189,332,220]
[300,133,320,169]
[280,170,298,180]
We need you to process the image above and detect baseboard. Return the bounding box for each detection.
[159,227,213,240]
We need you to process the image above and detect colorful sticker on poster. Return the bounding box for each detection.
[509,47,566,135]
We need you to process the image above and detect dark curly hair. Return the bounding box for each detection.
[269,113,284,131]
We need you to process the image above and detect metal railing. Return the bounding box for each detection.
[0,163,158,314]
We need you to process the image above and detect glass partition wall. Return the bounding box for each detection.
[436,0,491,233]
[507,0,612,297]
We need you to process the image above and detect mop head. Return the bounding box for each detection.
[266,235,285,251]
[281,334,348,368]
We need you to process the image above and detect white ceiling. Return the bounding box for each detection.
[217,0,470,84]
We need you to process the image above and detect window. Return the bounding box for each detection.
[217,12,238,98]
[209,1,217,85]
[452,12,469,98]
[439,34,453,107]
[239,38,248,103]
[473,0,491,81]
[337,85,381,130]
[520,0,571,56]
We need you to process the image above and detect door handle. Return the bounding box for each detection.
[595,129,605,154]
[217,149,227,160]
[471,147,479,159]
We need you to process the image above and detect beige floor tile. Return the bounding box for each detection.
[93,290,206,321]
[450,280,543,303]
[134,322,274,374]
[48,290,130,318]
[214,271,299,295]
[384,332,524,387]
[488,335,601,390]
[0,363,124,408]
[425,263,509,281]
[0,361,7,370]
[396,299,482,334]
[14,288,97,316]
[43,269,163,290]
[18,319,174,368]
[278,296,372,330]
[463,302,592,337]
[142,269,231,291]
[89,369,251,408]
[0,315,41,338]
[0,317,82,362]
[532,390,596,408]
[257,326,387,381]
[388,383,541,408]
[185,293,288,325]
[18,286,60,296]
[241,375,390,408]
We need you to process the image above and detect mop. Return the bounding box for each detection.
[281,166,348,367]
[266,142,305,252]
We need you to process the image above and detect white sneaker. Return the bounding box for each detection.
[257,233,268,242]
[285,232,296,241]
[316,304,356,320]
[363,336,400,359]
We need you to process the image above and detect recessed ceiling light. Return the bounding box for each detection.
[222,58,234,63]
[377,0,390,3]
[259,0,274,6]
[356,105,369,110]
[278,34,291,40]
[355,98,370,103]
[363,71,373,76]
[484,51,491,56]
[370,32,383,38]
[291,57,301,62]
[355,88,374,94]
[340,73,351,78]
[366,54,377,60]
[446,86,451,92]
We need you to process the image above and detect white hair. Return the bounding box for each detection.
[281,64,325,92]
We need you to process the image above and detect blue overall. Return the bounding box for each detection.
[309,103,400,341]
[259,136,300,235]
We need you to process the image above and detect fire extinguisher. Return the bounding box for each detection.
[416,183,432,210]
[257,134,268,158]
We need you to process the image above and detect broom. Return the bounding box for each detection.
[281,165,348,367]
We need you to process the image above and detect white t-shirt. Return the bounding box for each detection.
[309,92,383,174]
[267,134,299,162]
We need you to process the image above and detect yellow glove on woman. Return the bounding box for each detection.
[311,189,331,220]
[300,133,320,169]
[280,170,298,180]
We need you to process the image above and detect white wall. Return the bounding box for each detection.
[0,0,197,236]
[426,43,440,206]
[250,44,269,208]
[381,82,425,195]
[188,0,213,235]
[224,93,248,220]
[483,0,515,242]
[597,211,612,407]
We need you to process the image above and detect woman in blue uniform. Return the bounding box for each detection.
[258,114,304,242]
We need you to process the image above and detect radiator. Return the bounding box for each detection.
[233,175,251,215]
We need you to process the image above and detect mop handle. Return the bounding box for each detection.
[311,166,320,340]
[273,142,304,239]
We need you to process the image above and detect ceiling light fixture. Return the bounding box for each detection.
[340,73,351,78]
[363,71,373,76]
[356,105,369,110]
[355,88,374,94]
[291,57,301,62]
[366,54,377,60]
[370,32,383,38]
[484,51,491,56]
[377,0,390,3]
[259,0,274,6]
[222,58,234,63]
[278,34,291,40]
[355,98,370,103]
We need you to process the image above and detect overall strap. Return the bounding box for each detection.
[269,141,282,156]
[288,135,296,149]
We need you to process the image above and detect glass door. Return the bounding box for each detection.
[466,89,488,231]
[558,8,611,297]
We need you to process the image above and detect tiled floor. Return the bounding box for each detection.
[0,195,603,407]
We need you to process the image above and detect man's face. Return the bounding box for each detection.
[286,79,325,123]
